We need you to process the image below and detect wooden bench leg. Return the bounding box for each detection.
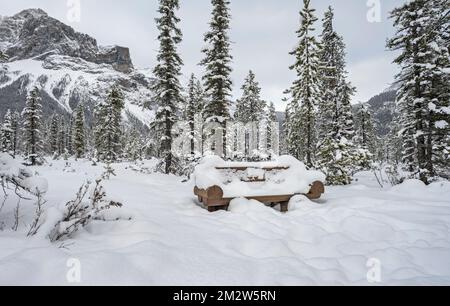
[207,205,228,212]
[280,202,289,213]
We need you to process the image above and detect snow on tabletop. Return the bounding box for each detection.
[193,155,325,198]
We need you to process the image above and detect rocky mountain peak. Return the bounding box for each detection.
[0,8,133,73]
[13,8,48,19]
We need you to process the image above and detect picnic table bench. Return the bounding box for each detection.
[194,164,325,212]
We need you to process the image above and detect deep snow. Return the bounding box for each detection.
[0,159,449,285]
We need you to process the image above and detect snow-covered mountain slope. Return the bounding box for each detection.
[351,86,398,137]
[0,9,133,72]
[0,9,155,125]
[365,87,397,136]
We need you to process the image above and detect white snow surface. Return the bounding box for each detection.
[193,155,326,197]
[0,159,450,285]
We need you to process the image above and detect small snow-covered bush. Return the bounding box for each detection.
[49,179,123,242]
[0,153,48,196]
[155,155,202,178]
[101,163,116,180]
[0,153,48,232]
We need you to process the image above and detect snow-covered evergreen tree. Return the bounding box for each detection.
[427,0,450,179]
[66,116,74,156]
[48,114,59,156]
[10,111,20,157]
[386,112,403,165]
[185,74,205,155]
[0,50,8,64]
[58,116,67,156]
[73,104,86,159]
[124,128,144,161]
[23,87,43,165]
[286,0,321,168]
[1,110,14,154]
[338,79,357,142]
[152,0,184,174]
[234,71,266,123]
[315,6,364,184]
[317,6,344,140]
[95,86,125,162]
[200,0,233,155]
[233,71,268,160]
[0,51,7,61]
[0,50,8,73]
[355,104,378,156]
[387,0,450,183]
[266,101,278,152]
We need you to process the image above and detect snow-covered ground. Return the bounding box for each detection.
[1,159,449,285]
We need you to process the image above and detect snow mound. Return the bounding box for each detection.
[193,155,325,198]
[0,153,20,178]
[391,179,427,193]
[288,195,318,211]
[228,198,276,214]
[390,179,450,199]
[21,177,48,194]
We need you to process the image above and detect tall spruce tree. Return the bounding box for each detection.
[317,7,344,140]
[11,111,20,157]
[0,50,8,73]
[48,114,59,156]
[124,128,144,161]
[387,0,450,183]
[152,0,183,173]
[200,0,233,155]
[185,74,205,155]
[286,0,321,167]
[234,70,266,123]
[355,104,378,156]
[266,101,278,152]
[95,86,125,162]
[73,104,86,158]
[386,112,404,165]
[23,87,43,165]
[58,116,67,156]
[233,71,267,160]
[66,116,74,156]
[428,0,450,179]
[315,6,363,185]
[1,110,14,154]
[338,79,357,141]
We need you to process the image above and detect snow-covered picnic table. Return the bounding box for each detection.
[193,155,326,212]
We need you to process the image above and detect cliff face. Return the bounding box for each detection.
[0,9,155,125]
[0,9,133,73]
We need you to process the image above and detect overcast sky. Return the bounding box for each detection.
[1,0,401,110]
